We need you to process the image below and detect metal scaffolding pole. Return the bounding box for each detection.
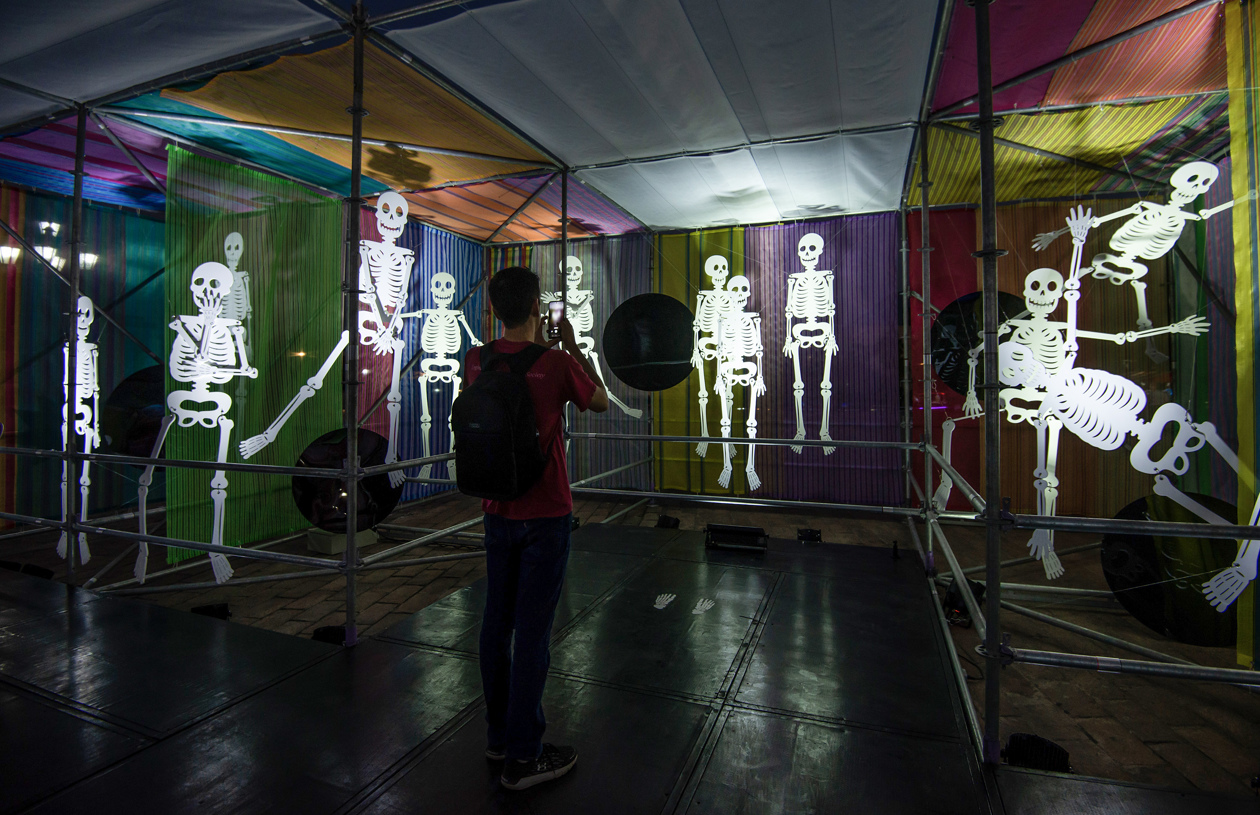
[1007,646,1260,687]
[342,0,367,647]
[918,123,936,574]
[974,0,1005,766]
[64,105,87,583]
[572,486,919,518]
[900,210,913,506]
[566,431,920,451]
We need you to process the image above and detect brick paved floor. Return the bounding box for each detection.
[5,496,1259,797]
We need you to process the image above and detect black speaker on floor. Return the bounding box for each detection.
[312,626,346,645]
[705,524,768,553]
[656,514,680,529]
[191,603,231,620]
[797,528,822,545]
[1003,733,1071,774]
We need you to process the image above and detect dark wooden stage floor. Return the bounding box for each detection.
[2,526,1253,814]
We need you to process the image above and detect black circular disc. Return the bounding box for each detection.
[100,365,166,458]
[292,429,403,533]
[602,293,694,391]
[1101,492,1238,647]
[931,292,1024,396]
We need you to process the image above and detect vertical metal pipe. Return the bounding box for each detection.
[560,170,569,301]
[342,1,366,647]
[64,105,87,582]
[900,210,912,505]
[974,0,1004,766]
[918,124,935,572]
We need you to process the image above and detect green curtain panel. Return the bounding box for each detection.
[164,148,342,562]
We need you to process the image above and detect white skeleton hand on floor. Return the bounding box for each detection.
[692,598,715,615]
[653,593,676,610]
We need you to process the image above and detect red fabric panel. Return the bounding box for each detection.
[932,0,1096,115]
[907,207,981,511]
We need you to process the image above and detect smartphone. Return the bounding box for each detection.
[548,300,564,339]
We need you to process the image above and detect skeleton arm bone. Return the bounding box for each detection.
[932,419,956,510]
[1121,316,1210,343]
[457,313,482,346]
[1200,190,1257,220]
[239,330,350,457]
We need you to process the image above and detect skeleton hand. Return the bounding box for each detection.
[369,328,396,356]
[1066,206,1093,243]
[753,377,766,397]
[691,347,703,367]
[824,335,839,356]
[239,433,270,459]
[1026,528,1056,565]
[653,593,676,609]
[782,337,795,357]
[1170,315,1210,336]
[1031,229,1067,252]
[691,598,715,615]
[962,392,983,419]
[1203,558,1256,612]
[191,361,217,378]
[1041,549,1064,580]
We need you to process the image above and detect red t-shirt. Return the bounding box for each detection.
[464,340,597,519]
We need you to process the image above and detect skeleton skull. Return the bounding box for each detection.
[76,295,94,339]
[223,232,243,271]
[190,261,234,315]
[798,233,824,271]
[375,192,409,241]
[1169,161,1220,205]
[704,255,730,287]
[562,255,583,289]
[430,272,456,307]
[1023,267,1064,316]
[727,275,751,308]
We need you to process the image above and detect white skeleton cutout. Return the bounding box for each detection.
[1033,162,1245,361]
[784,233,838,454]
[135,261,257,584]
[714,275,765,490]
[57,296,99,564]
[238,192,416,489]
[691,254,732,457]
[947,207,1260,609]
[400,271,481,480]
[220,232,252,401]
[544,255,642,419]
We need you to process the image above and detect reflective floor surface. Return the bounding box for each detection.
[1,527,1251,813]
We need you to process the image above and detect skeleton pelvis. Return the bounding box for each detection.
[168,389,232,428]
[791,324,830,346]
[1130,403,1203,475]
[420,358,458,382]
[999,388,1043,424]
[1089,254,1147,284]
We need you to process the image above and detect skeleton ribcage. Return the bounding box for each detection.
[421,313,462,356]
[220,275,249,322]
[1046,369,1146,450]
[695,291,729,336]
[1111,212,1185,260]
[365,245,410,308]
[170,321,236,384]
[719,314,761,358]
[787,273,834,319]
[571,298,594,334]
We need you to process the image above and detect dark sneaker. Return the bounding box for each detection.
[500,744,577,790]
[485,747,506,761]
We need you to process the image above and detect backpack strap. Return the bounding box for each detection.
[478,340,548,376]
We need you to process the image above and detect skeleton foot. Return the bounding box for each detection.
[56,533,68,560]
[718,465,733,489]
[696,442,709,458]
[1203,566,1250,612]
[134,543,148,583]
[418,464,432,481]
[446,458,457,482]
[77,534,90,565]
[820,431,835,456]
[619,404,643,419]
[1041,549,1064,580]
[239,434,269,460]
[209,553,233,584]
[388,469,405,489]
[791,430,805,455]
[745,466,761,491]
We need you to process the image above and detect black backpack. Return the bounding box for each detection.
[451,341,550,501]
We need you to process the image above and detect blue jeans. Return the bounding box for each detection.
[480,512,571,761]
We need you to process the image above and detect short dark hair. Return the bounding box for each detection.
[488,266,541,328]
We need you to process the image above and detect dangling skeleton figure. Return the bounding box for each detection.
[220,232,252,402]
[239,192,416,488]
[691,254,732,457]
[57,296,100,564]
[783,233,838,454]
[135,262,257,584]
[1033,162,1245,361]
[714,275,765,490]
[544,255,642,419]
[404,271,481,481]
[958,207,1210,578]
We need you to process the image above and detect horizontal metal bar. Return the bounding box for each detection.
[358,549,485,572]
[924,444,986,513]
[969,579,1115,599]
[567,431,920,451]
[0,504,165,542]
[403,477,456,484]
[600,498,649,525]
[102,108,555,169]
[76,524,342,571]
[1001,600,1193,666]
[570,457,651,488]
[961,541,1101,575]
[108,566,333,595]
[1011,513,1260,542]
[0,445,345,478]
[360,451,454,477]
[375,522,483,541]
[363,516,486,564]
[97,531,307,591]
[571,486,919,517]
[935,89,1227,123]
[1005,646,1260,686]
[928,519,986,640]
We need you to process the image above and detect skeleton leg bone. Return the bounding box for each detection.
[745,387,761,491]
[75,435,92,563]
[1028,417,1065,579]
[717,371,734,489]
[57,416,69,559]
[1203,490,1260,612]
[384,342,405,488]
[589,349,642,419]
[207,416,235,584]
[819,342,836,455]
[447,374,461,481]
[417,371,433,481]
[789,343,805,453]
[932,419,957,510]
[135,415,177,583]
[696,358,710,457]
[239,331,349,459]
